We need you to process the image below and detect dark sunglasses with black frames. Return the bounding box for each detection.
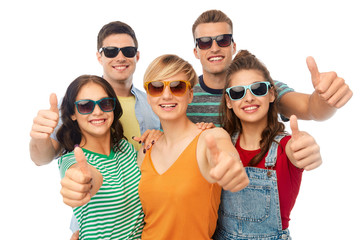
[195,34,233,50]
[99,46,137,58]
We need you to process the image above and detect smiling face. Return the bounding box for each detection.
[225,70,275,125]
[146,72,193,122]
[71,82,114,144]
[97,33,139,87]
[193,22,236,78]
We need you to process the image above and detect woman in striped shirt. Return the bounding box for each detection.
[57,75,144,239]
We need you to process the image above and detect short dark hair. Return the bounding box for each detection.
[97,21,138,50]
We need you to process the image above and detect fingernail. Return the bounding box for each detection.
[138,140,142,144]
[143,149,146,154]
[131,136,135,139]
[151,140,155,145]
[74,144,79,148]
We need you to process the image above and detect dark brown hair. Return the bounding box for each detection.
[56,75,124,155]
[219,50,285,166]
[97,21,138,51]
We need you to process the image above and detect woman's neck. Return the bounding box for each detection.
[160,117,198,147]
[239,120,267,150]
[80,134,112,156]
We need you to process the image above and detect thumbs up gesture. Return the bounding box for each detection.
[60,147,103,208]
[307,56,352,108]
[30,93,59,140]
[287,115,322,171]
[206,134,249,192]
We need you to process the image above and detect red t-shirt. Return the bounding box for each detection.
[235,135,303,230]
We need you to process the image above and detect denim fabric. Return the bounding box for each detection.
[213,135,291,240]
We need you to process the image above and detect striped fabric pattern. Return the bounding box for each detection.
[58,139,144,239]
[187,76,294,126]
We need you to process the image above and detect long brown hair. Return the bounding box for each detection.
[219,50,285,166]
[56,75,124,155]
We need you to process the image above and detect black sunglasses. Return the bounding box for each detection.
[99,46,137,58]
[195,34,233,50]
[74,97,116,115]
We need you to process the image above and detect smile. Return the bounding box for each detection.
[208,56,224,62]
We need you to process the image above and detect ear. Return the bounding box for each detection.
[193,47,200,60]
[71,114,77,121]
[232,41,237,56]
[225,94,232,109]
[96,51,103,65]
[269,87,276,103]
[188,88,194,104]
[135,51,140,62]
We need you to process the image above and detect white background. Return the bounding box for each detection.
[1,0,359,239]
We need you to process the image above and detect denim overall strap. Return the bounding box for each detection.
[214,134,291,240]
[265,134,287,168]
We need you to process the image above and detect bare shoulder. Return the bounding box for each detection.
[200,127,231,140]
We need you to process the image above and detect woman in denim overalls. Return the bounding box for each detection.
[213,50,322,240]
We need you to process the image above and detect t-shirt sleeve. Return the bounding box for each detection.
[50,97,63,141]
[273,80,295,122]
[58,152,76,179]
[273,80,295,102]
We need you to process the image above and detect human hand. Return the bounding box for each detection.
[287,115,322,171]
[30,93,59,140]
[60,147,93,208]
[133,129,163,153]
[70,231,79,240]
[196,122,216,130]
[206,135,249,192]
[307,56,352,108]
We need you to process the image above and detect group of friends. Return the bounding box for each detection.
[30,9,352,240]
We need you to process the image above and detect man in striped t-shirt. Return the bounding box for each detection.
[188,10,352,125]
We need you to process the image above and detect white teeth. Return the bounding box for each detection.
[114,66,126,70]
[209,57,223,61]
[91,120,105,124]
[160,104,176,108]
[244,106,258,111]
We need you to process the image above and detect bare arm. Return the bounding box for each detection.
[278,57,352,121]
[29,93,61,165]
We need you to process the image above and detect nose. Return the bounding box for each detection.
[92,103,103,115]
[210,39,220,51]
[243,89,254,102]
[162,85,173,99]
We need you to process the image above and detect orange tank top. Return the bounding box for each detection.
[138,132,221,240]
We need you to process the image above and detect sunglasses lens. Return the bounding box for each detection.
[169,81,188,96]
[251,83,268,96]
[99,98,115,112]
[148,81,165,96]
[216,34,232,47]
[76,100,95,114]
[102,47,119,58]
[229,86,246,100]
[197,37,212,49]
[121,47,137,58]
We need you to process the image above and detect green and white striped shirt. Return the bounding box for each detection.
[58,139,144,239]
[187,75,294,126]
